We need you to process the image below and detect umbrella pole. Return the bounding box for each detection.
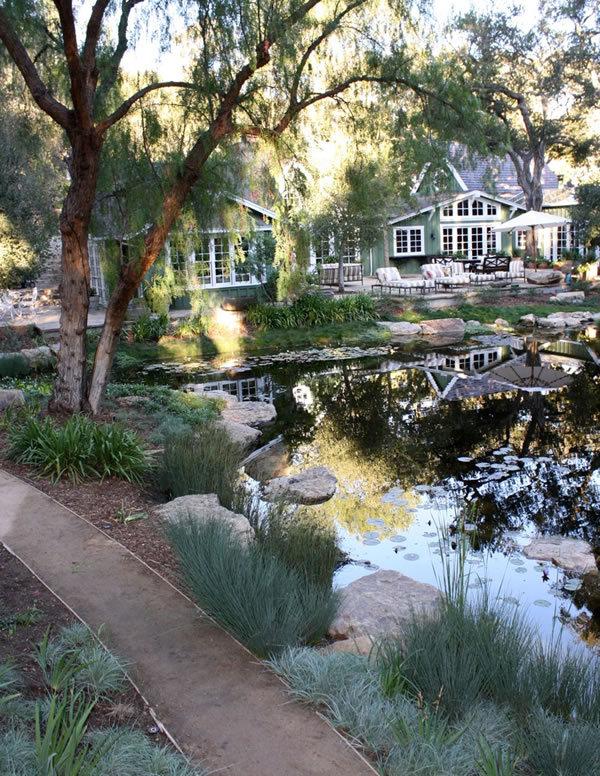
[531,226,537,269]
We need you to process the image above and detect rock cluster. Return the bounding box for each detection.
[519,310,600,330]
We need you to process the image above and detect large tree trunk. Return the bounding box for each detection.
[49,134,102,414]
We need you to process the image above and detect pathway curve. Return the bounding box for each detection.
[0,470,375,776]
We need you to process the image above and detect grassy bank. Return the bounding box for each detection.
[389,300,600,326]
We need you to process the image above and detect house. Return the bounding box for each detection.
[88,195,276,306]
[308,151,578,278]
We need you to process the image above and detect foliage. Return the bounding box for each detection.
[6,412,148,483]
[235,491,341,590]
[164,517,339,657]
[572,183,600,248]
[246,292,379,330]
[106,383,221,431]
[0,213,43,289]
[159,426,243,507]
[0,352,29,378]
[131,312,170,343]
[142,266,181,315]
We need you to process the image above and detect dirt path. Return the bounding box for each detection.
[0,470,376,776]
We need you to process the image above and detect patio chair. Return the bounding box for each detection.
[373,266,433,295]
[492,259,526,281]
[17,286,38,316]
[0,292,16,322]
[422,262,470,291]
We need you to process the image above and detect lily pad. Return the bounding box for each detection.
[509,558,525,566]
[534,599,552,608]
[457,456,473,462]
[390,535,407,543]
[403,553,419,561]
[563,579,583,592]
[503,597,520,606]
[414,485,430,493]
[363,531,380,539]
[476,462,491,469]
[363,539,381,546]
[514,567,527,574]
[423,531,437,538]
[366,518,385,527]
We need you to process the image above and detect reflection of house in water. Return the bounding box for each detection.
[201,375,273,402]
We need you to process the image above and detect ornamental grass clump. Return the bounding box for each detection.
[6,412,147,483]
[246,292,378,330]
[159,425,243,507]
[164,517,339,657]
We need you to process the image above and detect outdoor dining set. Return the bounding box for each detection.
[372,255,527,296]
[0,287,38,322]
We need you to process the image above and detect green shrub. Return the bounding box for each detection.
[164,517,339,657]
[246,292,378,330]
[0,352,30,378]
[6,412,147,483]
[131,312,170,343]
[106,383,220,429]
[159,426,243,507]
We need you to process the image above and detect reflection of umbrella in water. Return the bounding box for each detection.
[489,342,572,393]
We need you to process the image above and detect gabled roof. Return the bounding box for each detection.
[388,190,525,225]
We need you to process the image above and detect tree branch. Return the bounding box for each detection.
[82,0,112,71]
[97,0,146,103]
[96,81,196,134]
[53,0,91,125]
[0,7,71,128]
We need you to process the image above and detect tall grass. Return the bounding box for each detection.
[246,292,378,330]
[234,489,341,590]
[159,425,243,507]
[6,412,148,483]
[164,517,339,656]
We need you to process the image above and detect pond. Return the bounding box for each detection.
[136,332,600,651]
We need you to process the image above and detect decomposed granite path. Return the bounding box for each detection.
[0,470,376,776]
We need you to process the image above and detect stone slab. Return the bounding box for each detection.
[263,466,337,505]
[156,493,254,543]
[213,418,261,450]
[419,318,465,337]
[328,569,441,640]
[221,401,277,428]
[523,535,597,574]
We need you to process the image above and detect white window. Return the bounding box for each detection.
[471,227,484,256]
[442,227,453,255]
[473,352,485,370]
[555,225,568,259]
[487,203,497,216]
[457,200,469,217]
[168,233,265,288]
[193,238,211,285]
[394,227,424,255]
[456,227,469,255]
[442,205,454,217]
[472,200,484,216]
[515,230,528,250]
[313,234,332,264]
[486,227,498,253]
[342,231,360,262]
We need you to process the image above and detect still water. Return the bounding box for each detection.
[138,333,600,650]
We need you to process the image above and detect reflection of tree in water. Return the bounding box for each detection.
[280,359,600,549]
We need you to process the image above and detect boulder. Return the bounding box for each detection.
[538,317,567,329]
[378,321,422,337]
[548,310,594,323]
[0,388,25,412]
[523,536,597,574]
[328,569,440,640]
[156,493,254,543]
[525,270,563,286]
[554,291,585,304]
[325,636,374,656]
[494,318,510,329]
[214,418,261,450]
[263,466,337,505]
[419,318,465,337]
[221,401,277,428]
[20,345,55,370]
[520,314,537,327]
[244,440,291,482]
[182,385,239,409]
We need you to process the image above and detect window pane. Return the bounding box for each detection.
[395,230,408,254]
[456,227,468,254]
[443,205,453,217]
[486,227,497,253]
[409,229,422,253]
[234,237,251,282]
[214,237,231,284]
[472,200,483,216]
[193,238,211,285]
[471,227,484,257]
[457,200,469,216]
[487,203,497,216]
[442,228,453,254]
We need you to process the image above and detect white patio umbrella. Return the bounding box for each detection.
[493,210,570,260]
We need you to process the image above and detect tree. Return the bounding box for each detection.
[453,4,599,247]
[0,0,436,414]
[572,182,600,249]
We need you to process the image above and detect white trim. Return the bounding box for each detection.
[388,205,435,225]
[230,195,277,220]
[440,223,500,258]
[410,162,431,195]
[393,225,425,256]
[447,162,468,191]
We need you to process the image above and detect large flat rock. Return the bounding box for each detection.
[523,536,597,574]
[328,569,441,640]
[214,418,261,450]
[156,493,254,543]
[419,318,465,337]
[221,401,277,428]
[0,388,25,411]
[526,270,563,285]
[378,321,422,337]
[263,466,337,505]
